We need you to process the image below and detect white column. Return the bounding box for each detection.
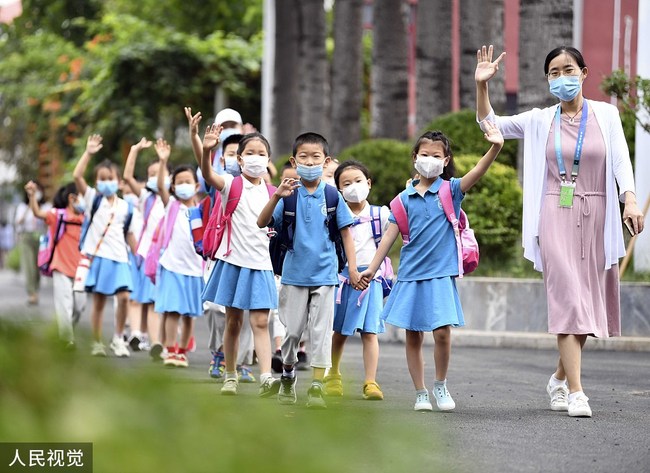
[634,0,650,271]
[261,0,275,138]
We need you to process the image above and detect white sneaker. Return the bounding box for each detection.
[414,391,433,411]
[433,382,456,411]
[221,377,239,396]
[110,335,131,358]
[546,378,569,411]
[91,341,107,357]
[568,393,592,417]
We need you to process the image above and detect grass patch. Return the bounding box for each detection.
[0,320,452,473]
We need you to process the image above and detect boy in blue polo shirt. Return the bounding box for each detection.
[257,132,359,409]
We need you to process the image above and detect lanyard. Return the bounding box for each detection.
[554,100,589,181]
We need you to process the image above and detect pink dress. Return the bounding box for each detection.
[539,107,620,338]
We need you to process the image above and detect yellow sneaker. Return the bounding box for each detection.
[323,373,343,397]
[363,381,384,401]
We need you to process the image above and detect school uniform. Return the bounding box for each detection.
[131,190,165,304]
[271,181,354,368]
[202,174,278,310]
[82,187,140,295]
[154,198,205,317]
[381,177,465,332]
[334,203,389,336]
[44,208,86,342]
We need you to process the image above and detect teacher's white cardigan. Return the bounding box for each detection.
[479,99,635,271]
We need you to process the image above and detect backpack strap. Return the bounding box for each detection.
[161,200,181,250]
[324,184,340,241]
[438,179,464,277]
[222,175,244,256]
[79,194,103,250]
[389,193,409,245]
[281,191,298,250]
[123,198,134,240]
[368,205,383,248]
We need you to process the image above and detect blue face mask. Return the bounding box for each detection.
[174,183,197,201]
[224,157,241,176]
[296,164,323,182]
[549,75,582,102]
[146,176,170,193]
[97,180,118,197]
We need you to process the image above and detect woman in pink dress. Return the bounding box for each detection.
[474,45,645,418]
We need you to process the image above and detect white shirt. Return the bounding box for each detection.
[82,187,140,263]
[15,202,51,234]
[479,99,635,271]
[136,189,165,259]
[215,174,273,271]
[159,198,204,277]
[350,203,390,267]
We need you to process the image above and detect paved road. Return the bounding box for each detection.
[2,270,649,473]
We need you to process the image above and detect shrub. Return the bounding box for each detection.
[337,139,413,206]
[420,109,519,169]
[454,154,522,265]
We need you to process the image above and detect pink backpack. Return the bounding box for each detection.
[202,176,276,260]
[144,200,181,283]
[390,179,479,278]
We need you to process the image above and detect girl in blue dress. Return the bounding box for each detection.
[359,123,503,412]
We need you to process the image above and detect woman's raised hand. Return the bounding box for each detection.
[475,44,506,84]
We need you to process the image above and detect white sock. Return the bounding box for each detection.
[260,372,273,384]
[283,368,295,379]
[434,379,446,387]
[569,391,586,403]
[416,388,428,395]
[225,371,237,380]
[549,374,567,388]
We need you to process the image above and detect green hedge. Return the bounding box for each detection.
[337,139,414,206]
[421,109,519,169]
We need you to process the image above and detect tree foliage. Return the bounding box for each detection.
[0,0,262,184]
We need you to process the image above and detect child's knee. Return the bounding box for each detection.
[433,326,451,344]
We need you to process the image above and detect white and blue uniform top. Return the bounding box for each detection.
[350,203,390,267]
[215,174,275,271]
[390,177,464,281]
[159,197,204,278]
[271,181,354,287]
[135,189,165,259]
[82,187,142,263]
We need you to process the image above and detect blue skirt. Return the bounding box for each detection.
[334,267,385,336]
[203,260,278,310]
[381,277,464,332]
[85,255,133,295]
[131,256,156,304]
[154,266,204,317]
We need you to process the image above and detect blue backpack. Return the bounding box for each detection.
[269,184,346,276]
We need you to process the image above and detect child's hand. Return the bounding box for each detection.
[275,178,300,198]
[354,270,373,290]
[242,123,257,134]
[185,107,202,136]
[348,268,362,289]
[131,137,152,152]
[24,181,37,197]
[86,134,103,155]
[482,120,504,147]
[154,138,171,162]
[202,124,223,152]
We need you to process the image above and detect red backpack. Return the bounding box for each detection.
[390,179,479,277]
[202,176,276,260]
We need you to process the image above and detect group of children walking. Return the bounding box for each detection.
[27,106,506,412]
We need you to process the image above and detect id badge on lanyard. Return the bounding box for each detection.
[554,101,588,209]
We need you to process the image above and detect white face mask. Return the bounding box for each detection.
[415,155,445,179]
[341,182,370,203]
[242,155,268,178]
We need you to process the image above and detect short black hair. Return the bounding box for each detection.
[237,132,271,157]
[222,133,243,150]
[170,164,198,199]
[94,159,120,179]
[334,160,370,189]
[543,46,587,75]
[292,132,329,157]
[53,182,78,209]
